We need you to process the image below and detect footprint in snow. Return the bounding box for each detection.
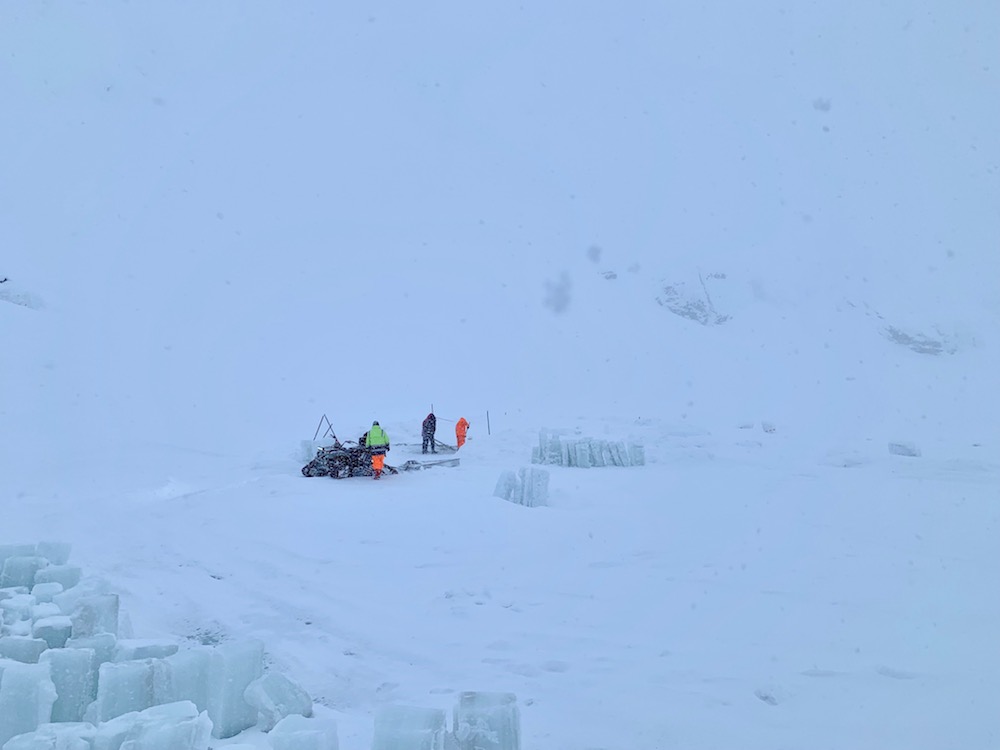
[541,660,570,673]
[876,665,919,680]
[754,687,782,706]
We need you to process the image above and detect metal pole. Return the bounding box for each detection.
[487,410,491,435]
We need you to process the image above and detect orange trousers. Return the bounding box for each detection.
[456,431,467,448]
[372,454,385,472]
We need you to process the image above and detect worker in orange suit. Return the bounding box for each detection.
[455,417,470,449]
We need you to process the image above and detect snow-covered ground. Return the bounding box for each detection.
[5,421,1000,748]
[2,2,999,747]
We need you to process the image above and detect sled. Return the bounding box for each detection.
[398,457,461,471]
[400,438,458,455]
[432,438,458,453]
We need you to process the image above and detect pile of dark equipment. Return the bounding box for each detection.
[301,439,397,479]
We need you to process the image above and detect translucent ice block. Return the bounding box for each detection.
[70,594,120,638]
[39,647,97,723]
[84,659,155,723]
[0,661,58,747]
[243,672,313,731]
[33,616,73,650]
[35,566,83,593]
[269,715,339,750]
[372,705,446,750]
[2,722,95,750]
[113,640,179,662]
[152,647,210,711]
[1,557,48,589]
[34,543,72,567]
[205,640,264,738]
[0,636,48,664]
[118,701,212,750]
[452,692,520,750]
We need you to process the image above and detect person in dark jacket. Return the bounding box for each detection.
[421,413,437,454]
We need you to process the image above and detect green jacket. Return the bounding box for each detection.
[367,424,390,451]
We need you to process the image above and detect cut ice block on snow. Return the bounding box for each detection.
[602,441,616,466]
[0,594,35,632]
[35,566,83,593]
[558,438,570,467]
[92,710,142,750]
[618,441,634,466]
[83,659,155,723]
[31,603,61,621]
[0,661,58,747]
[117,701,212,750]
[243,672,313,731]
[65,634,117,672]
[516,467,549,507]
[372,705,446,750]
[152,647,210,711]
[70,594,119,638]
[627,442,645,466]
[205,640,264,738]
[605,440,622,466]
[30,584,64,604]
[3,722,96,750]
[607,441,625,466]
[0,636,48,663]
[34,543,72,567]
[33,616,73,650]
[51,578,109,618]
[535,431,644,469]
[5,595,30,616]
[0,545,37,569]
[1,586,30,600]
[495,468,548,507]
[888,441,921,457]
[39,647,97,723]
[1,558,48,589]
[117,611,135,640]
[114,640,179,662]
[269,715,339,750]
[538,431,563,466]
[534,431,548,464]
[0,733,50,750]
[564,439,578,467]
[452,692,520,750]
[492,471,519,503]
[588,439,605,467]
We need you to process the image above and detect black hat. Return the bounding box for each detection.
[373,420,379,425]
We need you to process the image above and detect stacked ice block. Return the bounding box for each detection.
[531,430,645,468]
[0,543,317,750]
[493,468,549,507]
[2,543,525,750]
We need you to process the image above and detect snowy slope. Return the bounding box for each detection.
[2,1,999,748]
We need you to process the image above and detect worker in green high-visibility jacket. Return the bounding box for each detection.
[366,420,390,479]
